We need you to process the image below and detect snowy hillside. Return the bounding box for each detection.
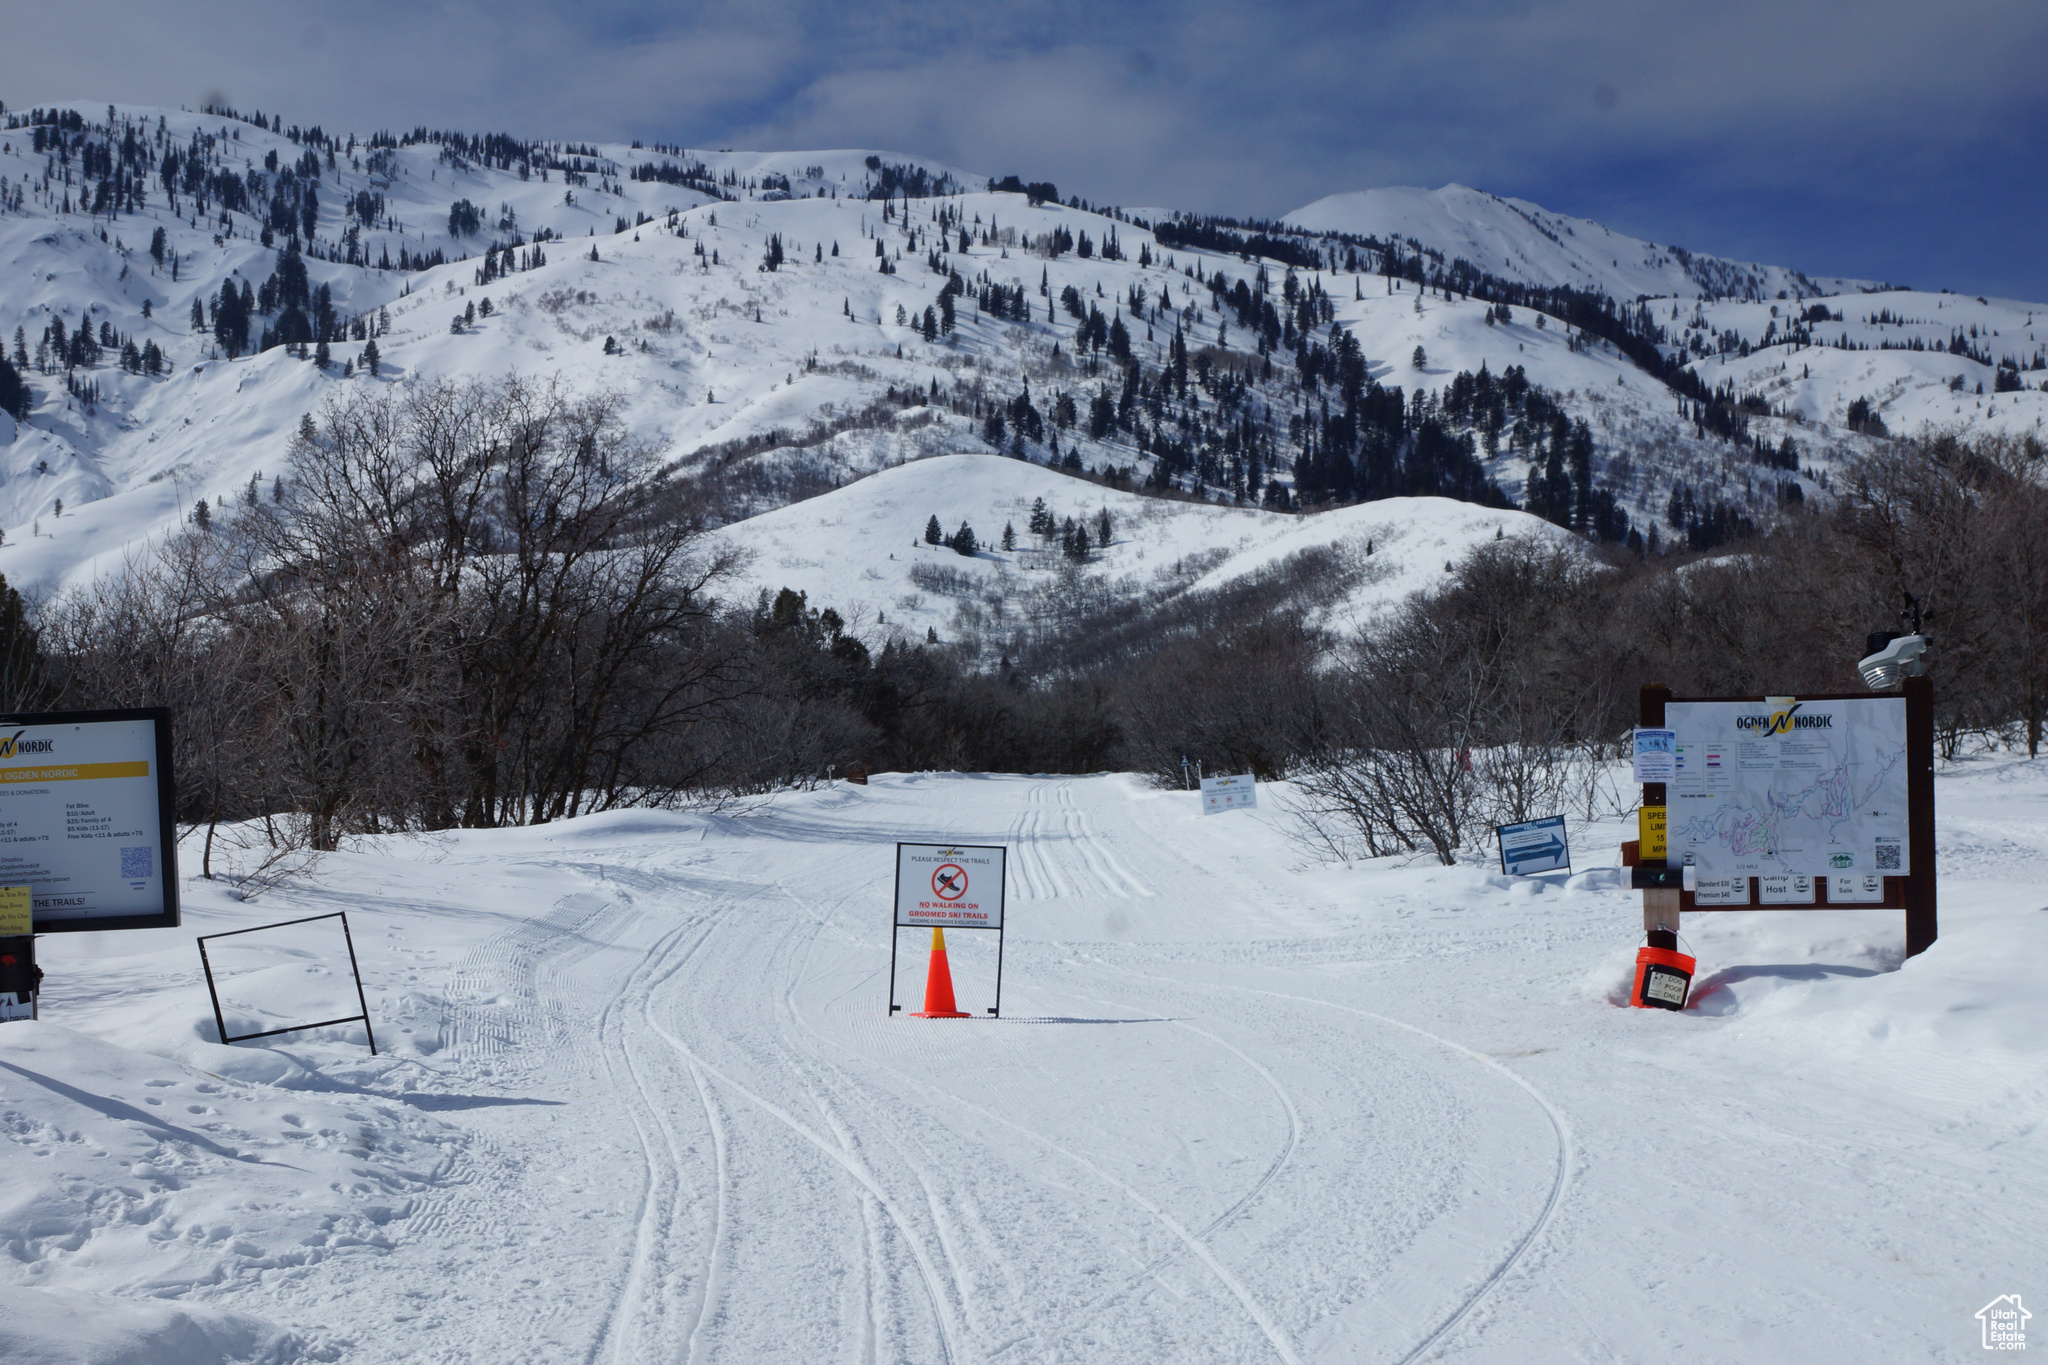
[6,759,2044,1361]
[710,453,1578,652]
[1283,183,1879,304]
[0,99,2039,607]
[1676,289,2048,441]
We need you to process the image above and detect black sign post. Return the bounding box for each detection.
[196,912,378,1055]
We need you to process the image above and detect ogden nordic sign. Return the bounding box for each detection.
[0,708,180,932]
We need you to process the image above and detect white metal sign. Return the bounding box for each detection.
[1665,697,1909,877]
[895,843,1005,929]
[0,709,179,932]
[1497,815,1569,876]
[1200,773,1257,814]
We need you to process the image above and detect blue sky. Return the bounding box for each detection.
[7,0,2045,297]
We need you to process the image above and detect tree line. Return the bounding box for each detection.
[0,378,2038,871]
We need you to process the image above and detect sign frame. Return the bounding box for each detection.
[1497,814,1570,876]
[195,911,377,1054]
[888,842,1008,1017]
[0,706,181,934]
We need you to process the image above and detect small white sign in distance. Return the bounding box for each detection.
[1497,814,1569,875]
[895,843,1006,929]
[1200,773,1257,815]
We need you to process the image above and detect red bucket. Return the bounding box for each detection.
[1632,946,1696,1011]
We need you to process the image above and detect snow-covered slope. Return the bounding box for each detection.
[1283,183,1877,303]
[6,756,2043,1361]
[711,453,1578,651]
[1,101,2038,607]
[1676,289,2048,441]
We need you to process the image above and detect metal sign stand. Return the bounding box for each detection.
[196,911,378,1054]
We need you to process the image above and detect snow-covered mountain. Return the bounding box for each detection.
[1282,184,1883,304]
[1,99,2042,605]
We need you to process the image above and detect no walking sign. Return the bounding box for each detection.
[894,843,1006,928]
[890,842,1008,1017]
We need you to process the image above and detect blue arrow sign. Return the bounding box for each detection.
[1498,816,1571,875]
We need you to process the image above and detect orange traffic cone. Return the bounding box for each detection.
[912,927,973,1018]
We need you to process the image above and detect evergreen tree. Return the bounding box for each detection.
[0,571,50,711]
[1001,522,1016,551]
[1028,497,1050,536]
[0,352,29,422]
[1095,507,1112,547]
[952,522,977,556]
[362,338,380,376]
[924,514,943,545]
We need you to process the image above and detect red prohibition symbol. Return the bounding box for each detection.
[931,863,968,900]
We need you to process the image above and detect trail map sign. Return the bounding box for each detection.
[894,843,1006,928]
[1665,697,1909,877]
[0,708,179,933]
[1633,683,1936,958]
[1200,774,1257,814]
[1497,815,1570,876]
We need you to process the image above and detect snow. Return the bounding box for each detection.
[708,453,1579,649]
[8,102,2004,603]
[1283,183,1877,303]
[5,755,2045,1361]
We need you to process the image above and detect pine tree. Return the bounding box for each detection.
[952,522,977,556]
[1095,507,1112,547]
[362,338,380,376]
[1029,497,1050,536]
[924,514,943,545]
[0,571,50,710]
[1001,522,1016,551]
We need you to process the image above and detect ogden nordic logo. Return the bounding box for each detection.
[0,730,54,759]
[1736,703,1835,736]
[1977,1294,2030,1350]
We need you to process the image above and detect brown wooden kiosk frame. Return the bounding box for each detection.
[1629,679,1936,957]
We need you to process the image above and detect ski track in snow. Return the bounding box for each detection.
[16,763,2047,1362]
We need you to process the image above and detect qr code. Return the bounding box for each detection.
[120,846,152,879]
[1874,840,1901,871]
